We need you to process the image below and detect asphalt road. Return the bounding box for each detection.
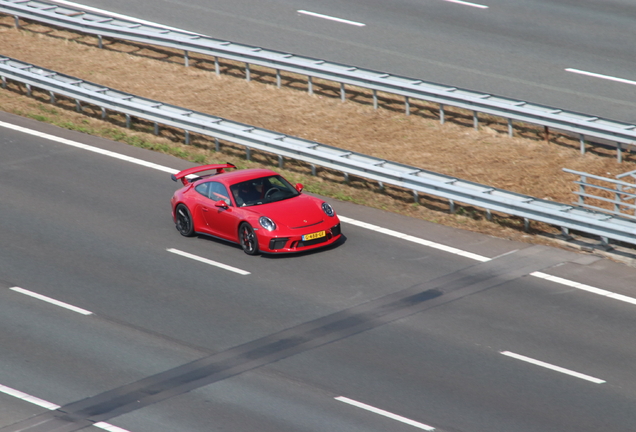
[58,0,636,123]
[2,111,636,431]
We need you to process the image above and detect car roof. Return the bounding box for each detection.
[200,168,280,186]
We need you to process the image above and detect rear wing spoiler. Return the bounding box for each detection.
[171,163,236,185]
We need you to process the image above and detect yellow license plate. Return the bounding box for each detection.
[303,231,326,241]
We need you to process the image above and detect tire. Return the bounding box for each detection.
[175,204,194,237]
[239,222,259,255]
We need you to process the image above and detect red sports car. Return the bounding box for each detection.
[170,163,342,254]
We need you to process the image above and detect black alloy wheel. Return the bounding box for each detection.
[239,222,259,255]
[175,204,194,237]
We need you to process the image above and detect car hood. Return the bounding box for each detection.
[251,195,328,229]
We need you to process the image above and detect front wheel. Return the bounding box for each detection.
[239,222,259,255]
[175,204,194,237]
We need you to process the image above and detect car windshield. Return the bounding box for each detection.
[230,175,300,207]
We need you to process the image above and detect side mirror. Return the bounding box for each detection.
[214,199,228,208]
[295,183,304,193]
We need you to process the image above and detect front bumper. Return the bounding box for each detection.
[260,222,342,253]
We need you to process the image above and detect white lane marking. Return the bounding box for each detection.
[167,248,251,275]
[0,383,61,410]
[0,121,179,175]
[336,396,435,430]
[339,216,491,262]
[49,0,200,34]
[297,10,366,27]
[0,384,131,431]
[501,351,606,384]
[10,287,93,315]
[565,68,636,86]
[94,422,133,432]
[530,272,636,305]
[444,0,489,9]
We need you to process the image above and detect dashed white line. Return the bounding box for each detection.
[566,68,636,86]
[167,248,251,275]
[501,351,606,384]
[298,10,366,27]
[0,384,131,431]
[444,0,489,9]
[338,216,491,262]
[10,287,93,315]
[336,396,435,430]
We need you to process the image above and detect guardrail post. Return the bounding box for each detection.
[342,83,347,103]
[524,218,530,232]
[473,111,478,130]
[561,227,572,240]
[276,69,281,88]
[310,164,316,176]
[49,91,55,103]
[184,50,189,67]
[578,175,586,206]
[101,107,107,119]
[378,181,384,191]
[245,146,251,160]
[544,126,550,142]
[98,35,103,49]
[26,84,31,97]
[449,199,455,214]
[1,76,6,89]
[75,99,81,112]
[13,15,19,29]
[486,209,492,221]
[413,190,418,203]
[245,63,250,81]
[308,76,313,95]
[343,172,349,184]
[372,89,377,108]
[215,57,220,76]
[617,142,623,163]
[125,114,131,128]
[579,134,585,155]
[508,119,513,137]
[278,155,284,168]
[405,96,410,115]
[154,122,159,135]
[185,130,190,145]
[215,138,220,152]
[440,104,445,124]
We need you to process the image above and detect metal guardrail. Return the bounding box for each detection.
[563,169,636,220]
[2,56,636,246]
[1,0,636,163]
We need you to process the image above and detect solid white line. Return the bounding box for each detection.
[530,272,636,305]
[565,68,636,86]
[501,351,606,384]
[0,121,179,175]
[338,216,491,262]
[49,0,200,34]
[444,0,489,9]
[10,287,93,315]
[0,384,131,431]
[167,248,250,275]
[298,10,366,27]
[336,396,435,430]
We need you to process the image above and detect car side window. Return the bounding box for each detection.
[194,182,209,198]
[208,182,231,206]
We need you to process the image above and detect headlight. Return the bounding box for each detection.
[322,202,335,217]
[259,216,276,231]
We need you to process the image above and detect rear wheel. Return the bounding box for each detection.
[175,204,194,237]
[239,222,259,255]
